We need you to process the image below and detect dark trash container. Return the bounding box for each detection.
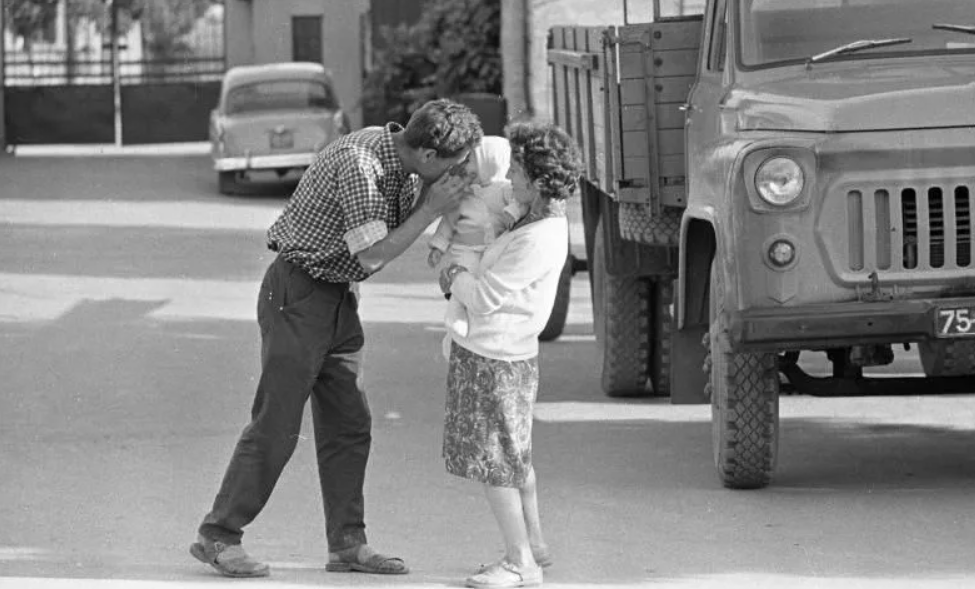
[451,93,508,136]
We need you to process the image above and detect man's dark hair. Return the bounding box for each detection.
[506,122,584,201]
[404,99,484,158]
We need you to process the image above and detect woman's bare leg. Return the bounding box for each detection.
[483,484,536,568]
[519,466,547,556]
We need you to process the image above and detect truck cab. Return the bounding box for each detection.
[548,0,975,489]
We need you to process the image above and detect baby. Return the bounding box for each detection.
[427,136,528,338]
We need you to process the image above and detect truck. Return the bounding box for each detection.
[547,0,975,489]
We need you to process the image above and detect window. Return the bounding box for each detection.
[707,0,728,71]
[292,16,323,63]
[225,80,338,115]
[739,0,975,68]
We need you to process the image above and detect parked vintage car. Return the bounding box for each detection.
[209,62,351,194]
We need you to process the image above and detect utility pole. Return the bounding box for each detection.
[109,0,122,146]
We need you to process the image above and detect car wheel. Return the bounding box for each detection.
[218,171,241,195]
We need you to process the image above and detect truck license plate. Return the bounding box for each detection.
[935,304,975,338]
[270,131,293,149]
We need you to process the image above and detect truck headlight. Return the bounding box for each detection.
[755,157,804,206]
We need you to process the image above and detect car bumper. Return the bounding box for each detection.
[214,152,316,172]
[729,295,975,351]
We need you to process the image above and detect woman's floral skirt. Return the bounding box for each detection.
[442,341,538,487]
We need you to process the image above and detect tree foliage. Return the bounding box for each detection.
[4,0,60,48]
[363,0,502,125]
[139,0,215,58]
[5,0,217,58]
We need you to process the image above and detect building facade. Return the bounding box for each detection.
[226,0,371,129]
[0,0,373,148]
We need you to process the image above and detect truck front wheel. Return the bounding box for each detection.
[592,219,651,396]
[918,340,975,377]
[707,264,779,489]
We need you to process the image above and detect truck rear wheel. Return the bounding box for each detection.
[592,219,651,396]
[539,253,572,342]
[918,340,975,377]
[707,264,779,489]
[648,279,674,397]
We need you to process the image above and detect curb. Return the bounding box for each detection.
[10,142,211,157]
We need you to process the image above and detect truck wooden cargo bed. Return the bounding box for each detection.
[547,18,702,212]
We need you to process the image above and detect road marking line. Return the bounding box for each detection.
[534,401,710,423]
[0,199,586,239]
[0,199,283,231]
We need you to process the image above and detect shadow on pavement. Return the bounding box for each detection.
[1,304,973,586]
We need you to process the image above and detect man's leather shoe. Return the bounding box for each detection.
[190,535,270,578]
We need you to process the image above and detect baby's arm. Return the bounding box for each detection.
[428,215,454,268]
[499,199,529,232]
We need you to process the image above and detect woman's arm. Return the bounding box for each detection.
[448,228,562,315]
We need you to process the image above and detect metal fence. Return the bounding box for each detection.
[3,1,225,86]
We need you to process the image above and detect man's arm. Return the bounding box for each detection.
[355,173,467,275]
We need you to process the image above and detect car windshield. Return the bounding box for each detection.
[225,80,337,115]
[738,0,975,69]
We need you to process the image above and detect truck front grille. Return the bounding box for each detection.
[845,185,973,272]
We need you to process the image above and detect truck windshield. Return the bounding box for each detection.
[738,0,975,69]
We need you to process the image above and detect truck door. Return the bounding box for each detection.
[684,0,728,204]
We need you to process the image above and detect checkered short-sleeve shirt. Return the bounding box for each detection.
[266,123,420,282]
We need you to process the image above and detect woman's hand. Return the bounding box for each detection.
[439,264,468,294]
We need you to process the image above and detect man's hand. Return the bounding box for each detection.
[439,264,468,295]
[418,172,469,217]
[427,248,443,268]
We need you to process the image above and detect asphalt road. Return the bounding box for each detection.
[1,153,973,589]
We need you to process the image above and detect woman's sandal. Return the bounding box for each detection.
[477,548,552,573]
[466,560,543,588]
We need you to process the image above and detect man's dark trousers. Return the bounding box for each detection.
[199,255,371,552]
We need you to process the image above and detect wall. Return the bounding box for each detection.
[250,0,370,128]
[225,0,255,67]
[532,0,626,122]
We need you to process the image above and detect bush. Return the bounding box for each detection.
[363,0,501,125]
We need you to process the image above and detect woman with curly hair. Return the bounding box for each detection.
[439,121,584,588]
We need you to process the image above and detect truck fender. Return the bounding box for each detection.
[676,209,717,330]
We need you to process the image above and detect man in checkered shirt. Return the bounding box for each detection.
[191,99,482,578]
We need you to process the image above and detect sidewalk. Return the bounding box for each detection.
[9,142,210,157]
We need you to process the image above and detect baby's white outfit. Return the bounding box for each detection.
[429,180,527,339]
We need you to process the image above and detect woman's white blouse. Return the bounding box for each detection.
[448,216,568,361]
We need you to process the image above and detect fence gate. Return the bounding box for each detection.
[3,0,224,146]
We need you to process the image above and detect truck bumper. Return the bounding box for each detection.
[214,152,315,172]
[730,296,975,352]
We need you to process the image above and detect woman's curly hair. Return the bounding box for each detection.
[506,122,584,201]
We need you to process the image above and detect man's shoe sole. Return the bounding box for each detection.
[189,542,270,578]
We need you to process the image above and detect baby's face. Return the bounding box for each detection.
[446,153,479,187]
